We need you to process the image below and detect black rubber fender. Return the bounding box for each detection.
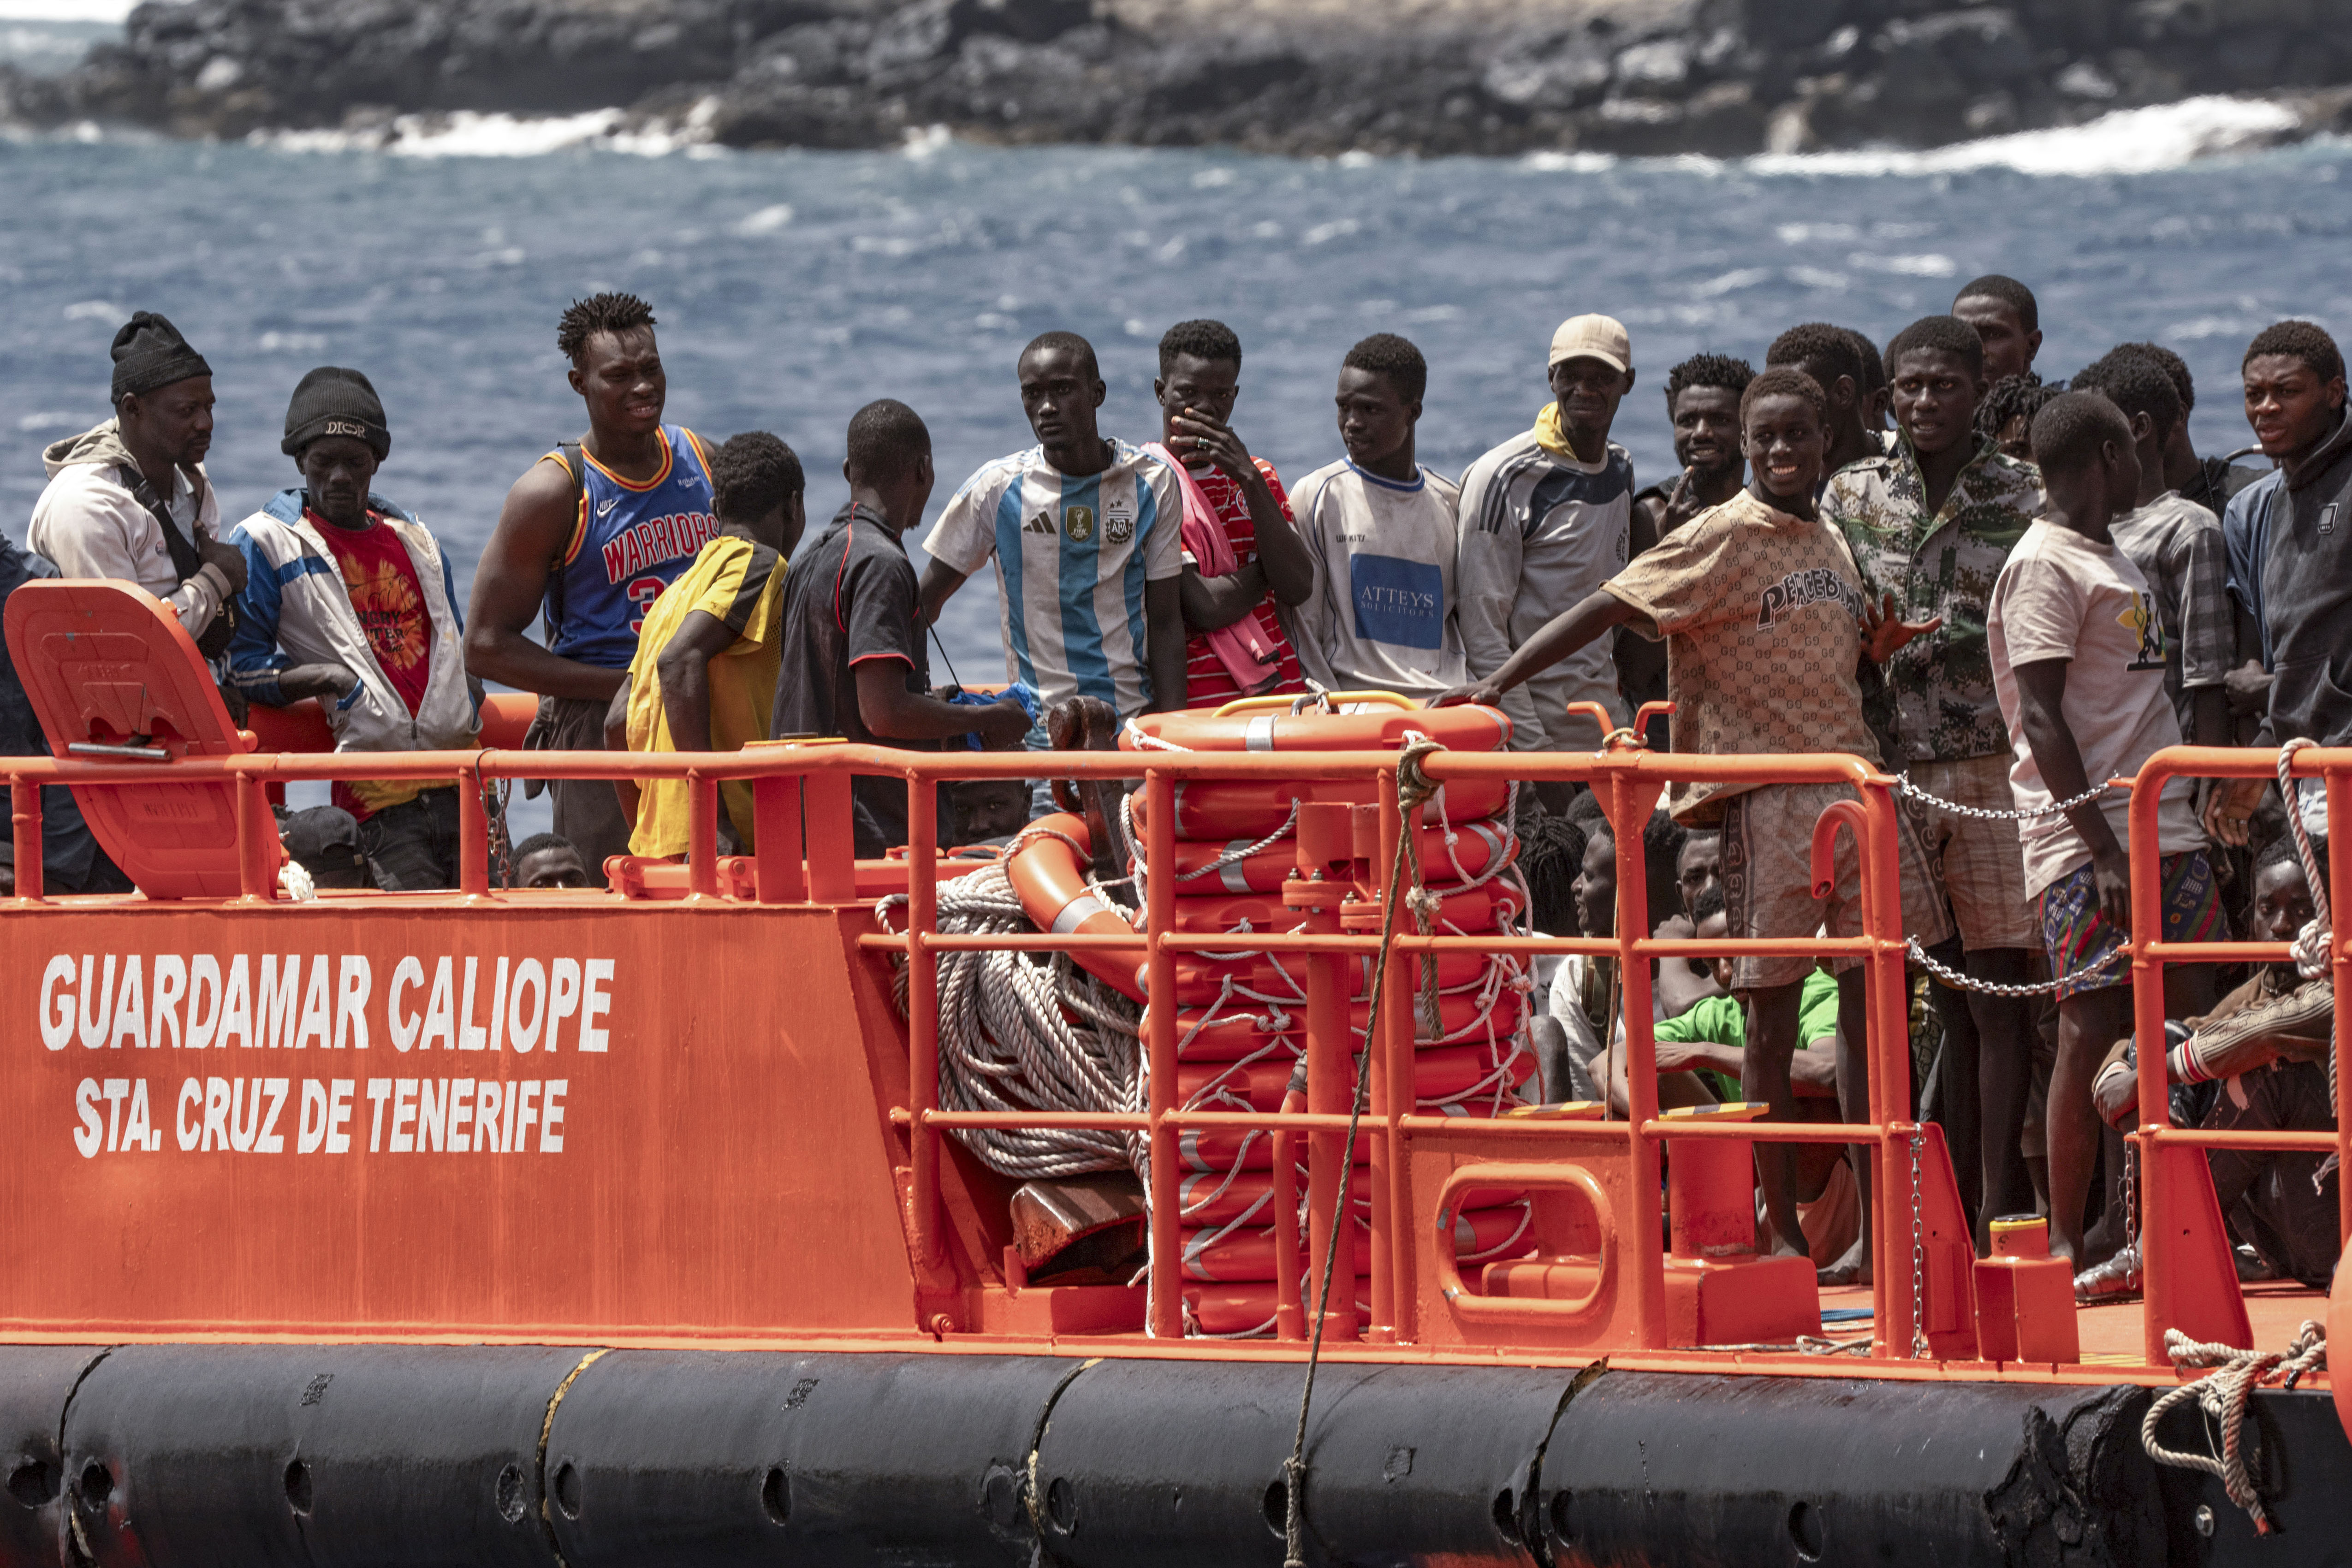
[58,1343,586,1568]
[0,1346,106,1568]
[1029,1356,1579,1568]
[1536,1372,2173,1568]
[541,1348,1078,1568]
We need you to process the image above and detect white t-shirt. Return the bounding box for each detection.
[922,440,1184,718]
[1987,518,2206,898]
[1285,458,1465,697]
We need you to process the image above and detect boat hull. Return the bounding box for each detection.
[5,1345,2343,1567]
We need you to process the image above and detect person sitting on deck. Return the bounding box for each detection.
[506,832,593,890]
[1286,333,1466,698]
[1148,319,1311,707]
[1614,890,1862,1269]
[1437,365,1954,1285]
[226,368,480,891]
[778,400,1031,858]
[2086,834,2340,1295]
[1986,391,2224,1269]
[606,433,805,860]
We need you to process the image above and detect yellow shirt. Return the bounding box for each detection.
[625,533,788,857]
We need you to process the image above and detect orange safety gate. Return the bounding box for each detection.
[4,720,2345,1376]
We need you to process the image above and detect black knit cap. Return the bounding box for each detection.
[281,366,391,460]
[109,311,211,403]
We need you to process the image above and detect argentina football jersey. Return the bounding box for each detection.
[924,440,1185,719]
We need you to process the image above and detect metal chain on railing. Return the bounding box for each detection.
[1893,771,2115,821]
[1908,1125,1930,1359]
[1906,935,2119,997]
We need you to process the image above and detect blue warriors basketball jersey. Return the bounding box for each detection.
[542,424,719,670]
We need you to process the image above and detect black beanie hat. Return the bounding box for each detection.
[281,366,391,460]
[109,311,212,404]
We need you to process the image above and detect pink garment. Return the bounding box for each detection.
[1146,442,1280,696]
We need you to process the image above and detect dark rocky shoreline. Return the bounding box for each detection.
[5,0,2352,158]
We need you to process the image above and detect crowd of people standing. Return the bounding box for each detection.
[6,275,2346,1294]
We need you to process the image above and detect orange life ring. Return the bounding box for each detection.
[1176,1040,1533,1111]
[1181,1201,1532,1282]
[1168,950,1499,1005]
[1138,776,1514,839]
[1005,813,1147,1003]
[1184,1279,1367,1337]
[1177,1166,1522,1227]
[1163,818,1516,894]
[1168,880,1524,936]
[1159,990,1529,1060]
[1127,695,1511,754]
[1173,1093,1518,1173]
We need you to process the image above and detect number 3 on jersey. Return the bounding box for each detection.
[625,576,668,635]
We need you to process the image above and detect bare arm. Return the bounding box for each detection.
[1171,411,1311,606]
[464,460,624,701]
[604,683,638,825]
[1178,559,1271,632]
[1144,577,1188,713]
[652,609,741,755]
[916,559,967,630]
[1433,588,1645,707]
[854,659,1028,745]
[2013,657,2130,929]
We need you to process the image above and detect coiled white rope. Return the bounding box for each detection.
[876,857,1144,1180]
[2142,1320,2327,1535]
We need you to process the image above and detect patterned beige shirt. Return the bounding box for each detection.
[1604,489,1883,826]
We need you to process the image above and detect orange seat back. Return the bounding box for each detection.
[3,579,268,899]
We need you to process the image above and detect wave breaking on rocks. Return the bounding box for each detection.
[4,0,2351,161]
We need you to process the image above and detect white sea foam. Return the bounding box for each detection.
[1749,95,2304,177]
[255,104,723,160]
[0,1,131,19]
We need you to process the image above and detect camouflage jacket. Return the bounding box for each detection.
[1825,437,2045,762]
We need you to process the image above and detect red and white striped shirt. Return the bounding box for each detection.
[1180,457,1308,708]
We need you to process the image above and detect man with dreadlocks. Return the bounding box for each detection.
[466,293,719,883]
[1975,374,2061,463]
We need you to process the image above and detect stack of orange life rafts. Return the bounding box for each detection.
[1118,695,1539,1336]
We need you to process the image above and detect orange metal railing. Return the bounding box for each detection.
[2126,745,2352,1364]
[8,729,2340,1365]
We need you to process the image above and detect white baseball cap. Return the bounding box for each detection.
[1548,314,1632,374]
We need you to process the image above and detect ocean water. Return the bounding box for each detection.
[2,59,2347,827]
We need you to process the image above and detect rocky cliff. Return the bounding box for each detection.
[6,0,2352,157]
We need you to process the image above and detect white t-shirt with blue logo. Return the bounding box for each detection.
[1286,458,1466,697]
[923,440,1185,718]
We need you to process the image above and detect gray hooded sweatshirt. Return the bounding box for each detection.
[2255,407,2352,748]
[30,419,229,639]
